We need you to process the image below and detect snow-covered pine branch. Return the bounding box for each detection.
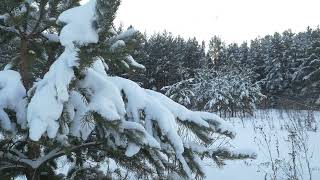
[0,0,254,179]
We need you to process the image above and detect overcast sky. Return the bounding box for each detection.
[114,0,320,44]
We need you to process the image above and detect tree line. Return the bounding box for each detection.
[125,28,320,115]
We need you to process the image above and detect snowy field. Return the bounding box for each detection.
[14,109,320,180]
[205,109,320,180]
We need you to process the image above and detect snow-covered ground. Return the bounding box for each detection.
[14,109,320,180]
[205,109,320,180]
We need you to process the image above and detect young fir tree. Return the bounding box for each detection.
[0,0,254,180]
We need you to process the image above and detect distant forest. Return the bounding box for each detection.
[120,27,320,115]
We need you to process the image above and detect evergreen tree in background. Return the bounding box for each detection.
[0,1,253,180]
[247,38,264,80]
[134,26,320,111]
[180,38,206,78]
[163,67,265,117]
[132,32,206,91]
[142,31,180,90]
[207,36,226,69]
[293,28,320,105]
[204,27,320,108]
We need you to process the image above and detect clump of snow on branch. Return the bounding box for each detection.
[58,0,98,47]
[0,70,26,131]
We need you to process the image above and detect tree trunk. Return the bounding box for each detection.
[19,36,32,89]
[25,142,41,180]
[26,168,40,180]
[19,34,42,180]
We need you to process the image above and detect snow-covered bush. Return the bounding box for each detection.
[0,0,254,179]
[164,68,265,117]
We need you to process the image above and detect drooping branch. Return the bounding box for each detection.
[0,141,101,170]
[0,25,20,35]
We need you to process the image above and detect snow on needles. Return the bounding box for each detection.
[27,0,98,141]
[27,48,77,140]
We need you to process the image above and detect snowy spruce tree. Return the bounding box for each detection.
[0,0,255,179]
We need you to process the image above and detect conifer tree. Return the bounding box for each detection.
[207,36,226,69]
[0,1,254,179]
[163,67,264,117]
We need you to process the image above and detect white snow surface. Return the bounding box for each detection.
[116,28,138,40]
[125,143,141,157]
[125,55,146,70]
[0,70,27,130]
[58,0,98,47]
[110,40,126,52]
[42,33,60,43]
[0,13,9,21]
[205,109,320,180]
[27,47,77,140]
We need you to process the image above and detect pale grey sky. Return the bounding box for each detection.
[115,0,320,44]
[80,0,320,43]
